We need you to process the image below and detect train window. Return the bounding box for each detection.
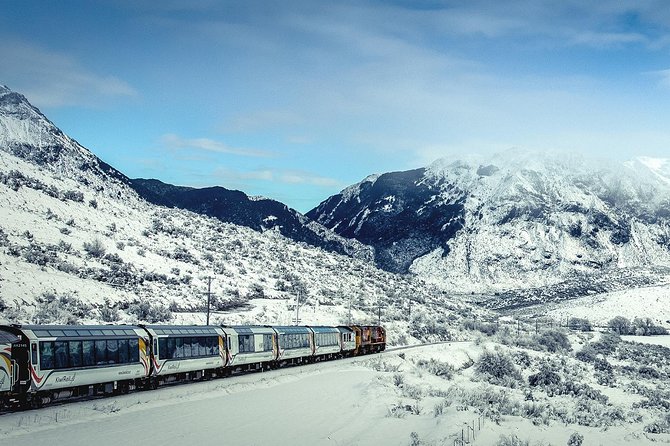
[118,339,130,363]
[40,341,54,369]
[209,337,218,355]
[198,338,207,356]
[90,330,103,336]
[107,339,119,364]
[83,340,95,366]
[102,330,115,336]
[183,337,193,357]
[263,334,273,352]
[158,338,167,359]
[31,343,38,365]
[175,337,184,358]
[69,341,83,367]
[239,335,254,353]
[34,330,50,337]
[113,330,126,335]
[95,339,107,365]
[77,330,91,336]
[49,330,65,337]
[129,338,139,362]
[54,341,68,369]
[166,337,176,359]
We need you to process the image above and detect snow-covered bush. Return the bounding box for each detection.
[126,300,172,323]
[83,238,106,258]
[645,413,670,434]
[632,317,668,335]
[537,330,571,353]
[568,317,592,332]
[567,432,584,446]
[476,350,522,387]
[607,316,631,334]
[575,344,597,363]
[33,291,91,324]
[415,358,454,379]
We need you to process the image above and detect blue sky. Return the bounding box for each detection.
[2,1,670,212]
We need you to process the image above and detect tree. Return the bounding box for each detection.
[607,316,631,335]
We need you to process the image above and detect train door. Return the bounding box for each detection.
[11,339,30,394]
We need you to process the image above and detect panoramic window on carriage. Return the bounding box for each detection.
[158,338,167,359]
[263,334,272,351]
[207,337,217,355]
[166,337,176,359]
[95,340,107,365]
[198,337,208,356]
[107,339,119,364]
[82,340,95,366]
[40,341,54,369]
[174,337,184,358]
[118,339,130,363]
[129,338,140,362]
[69,340,83,368]
[183,337,193,357]
[54,341,69,369]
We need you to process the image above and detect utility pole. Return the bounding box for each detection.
[348,296,352,325]
[377,292,381,325]
[205,276,213,325]
[408,297,412,319]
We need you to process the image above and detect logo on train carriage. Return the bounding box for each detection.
[55,373,76,383]
[166,362,180,371]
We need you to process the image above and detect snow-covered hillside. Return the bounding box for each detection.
[309,149,670,296]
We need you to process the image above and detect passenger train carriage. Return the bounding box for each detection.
[0,323,385,409]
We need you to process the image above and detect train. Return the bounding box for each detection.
[0,323,386,409]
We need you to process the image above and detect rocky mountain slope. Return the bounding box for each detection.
[130,178,371,261]
[309,150,670,294]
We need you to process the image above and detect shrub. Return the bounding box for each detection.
[632,317,668,336]
[608,316,631,335]
[83,238,106,258]
[495,435,530,446]
[575,344,597,363]
[567,432,584,446]
[538,330,571,352]
[528,367,561,387]
[476,350,522,387]
[568,317,592,332]
[592,333,619,356]
[127,301,172,323]
[416,358,454,379]
[638,366,661,379]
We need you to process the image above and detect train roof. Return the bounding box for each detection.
[14,325,142,338]
[308,326,340,333]
[143,325,222,336]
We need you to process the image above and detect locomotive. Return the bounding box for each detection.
[0,323,386,409]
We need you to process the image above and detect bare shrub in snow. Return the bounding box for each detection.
[632,317,668,335]
[645,413,670,434]
[126,300,172,323]
[416,358,454,379]
[83,238,106,258]
[568,317,592,332]
[34,291,91,324]
[476,350,522,387]
[494,435,530,446]
[567,432,584,446]
[537,330,571,353]
[607,316,631,335]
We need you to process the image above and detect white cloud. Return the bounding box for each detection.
[161,134,276,158]
[0,40,136,108]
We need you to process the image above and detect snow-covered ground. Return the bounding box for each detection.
[529,284,670,328]
[1,342,666,446]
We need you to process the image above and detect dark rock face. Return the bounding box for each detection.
[130,179,368,259]
[307,168,466,272]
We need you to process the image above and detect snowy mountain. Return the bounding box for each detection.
[308,150,670,294]
[130,178,372,261]
[0,84,467,337]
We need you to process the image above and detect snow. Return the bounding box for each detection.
[1,343,665,445]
